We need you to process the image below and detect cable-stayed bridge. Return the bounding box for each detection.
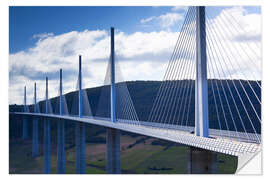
[10,6,261,174]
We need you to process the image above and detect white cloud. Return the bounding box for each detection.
[206,7,261,80]
[208,7,261,43]
[32,32,54,40]
[171,6,188,12]
[9,7,261,105]
[140,12,184,28]
[140,17,155,24]
[9,30,179,104]
[159,13,185,28]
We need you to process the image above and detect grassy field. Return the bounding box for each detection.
[9,133,237,174]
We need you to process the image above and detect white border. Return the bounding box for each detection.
[2,0,269,179]
[8,0,263,6]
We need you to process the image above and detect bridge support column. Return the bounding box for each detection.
[57,120,65,173]
[75,122,85,173]
[43,77,51,173]
[106,27,121,174]
[32,117,39,157]
[23,117,29,139]
[43,118,51,173]
[75,56,86,174]
[32,83,39,157]
[57,69,66,174]
[106,128,121,174]
[187,147,217,174]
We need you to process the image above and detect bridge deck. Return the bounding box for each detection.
[11,112,260,157]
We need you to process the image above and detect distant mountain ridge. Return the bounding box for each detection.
[9,80,261,134]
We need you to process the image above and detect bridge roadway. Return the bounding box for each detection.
[11,112,260,157]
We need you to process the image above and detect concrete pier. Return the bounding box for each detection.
[22,117,29,139]
[57,120,65,173]
[43,77,51,173]
[32,82,39,157]
[106,128,121,174]
[57,69,66,173]
[106,27,121,174]
[32,117,39,157]
[187,146,218,174]
[74,55,86,174]
[43,118,51,173]
[75,122,86,174]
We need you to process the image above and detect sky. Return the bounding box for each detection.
[9,6,261,105]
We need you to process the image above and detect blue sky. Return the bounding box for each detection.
[9,6,261,53]
[10,6,188,53]
[9,6,261,104]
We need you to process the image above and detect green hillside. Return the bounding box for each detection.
[9,80,259,174]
